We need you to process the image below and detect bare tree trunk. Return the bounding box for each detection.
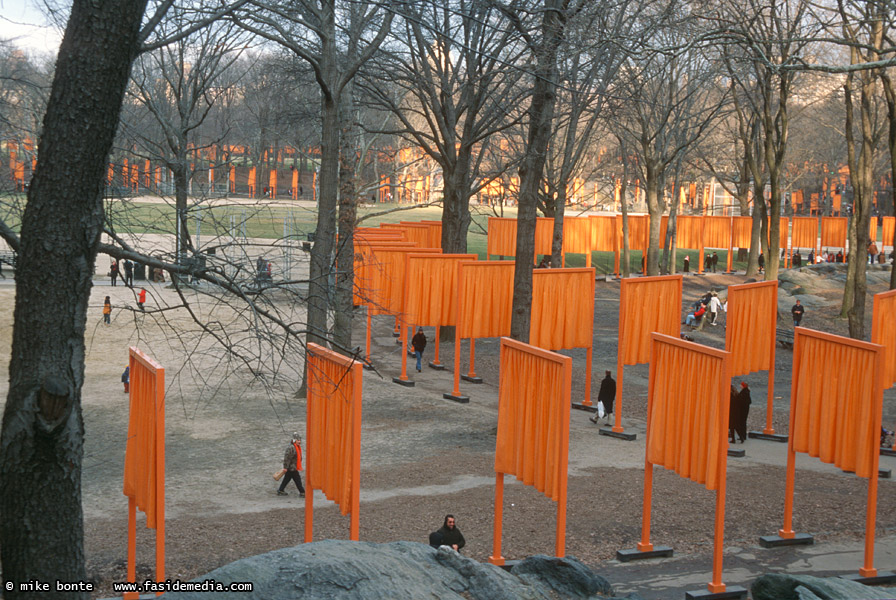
[1,1,149,596]
[441,153,473,253]
[551,182,566,267]
[619,171,631,278]
[307,4,339,351]
[511,0,567,341]
[333,90,356,351]
[645,164,663,276]
[881,70,896,290]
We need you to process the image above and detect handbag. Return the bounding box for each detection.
[597,401,606,419]
[273,468,287,481]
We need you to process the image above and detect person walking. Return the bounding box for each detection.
[683,255,690,273]
[708,292,722,326]
[412,327,427,373]
[277,432,305,497]
[733,382,752,443]
[103,296,111,325]
[869,240,879,264]
[590,371,616,424]
[711,252,718,273]
[138,288,146,311]
[791,299,805,327]
[110,260,119,286]
[121,366,130,393]
[758,252,765,273]
[123,259,134,287]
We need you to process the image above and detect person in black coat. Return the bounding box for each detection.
[411,327,427,373]
[590,371,616,424]
[434,515,465,551]
[732,382,751,443]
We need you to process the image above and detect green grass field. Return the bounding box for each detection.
[1,193,853,274]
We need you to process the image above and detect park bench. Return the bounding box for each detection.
[776,328,794,349]
[0,250,16,269]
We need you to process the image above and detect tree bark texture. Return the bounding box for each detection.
[511,0,567,342]
[1,1,148,597]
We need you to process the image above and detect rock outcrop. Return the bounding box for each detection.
[751,573,894,600]
[158,540,641,600]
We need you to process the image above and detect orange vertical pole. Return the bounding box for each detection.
[350,363,362,541]
[467,338,478,379]
[399,320,410,381]
[637,463,655,551]
[433,325,441,367]
[726,240,733,273]
[489,473,506,566]
[708,360,730,594]
[556,364,571,558]
[365,311,372,364]
[155,375,165,595]
[125,498,137,600]
[583,346,593,406]
[453,335,462,397]
[304,377,315,543]
[613,282,626,432]
[860,349,884,577]
[779,332,800,539]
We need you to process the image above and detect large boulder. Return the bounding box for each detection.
[751,573,894,600]
[158,540,639,600]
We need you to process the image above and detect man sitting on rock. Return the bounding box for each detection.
[432,515,465,552]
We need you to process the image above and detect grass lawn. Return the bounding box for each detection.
[0,193,828,274]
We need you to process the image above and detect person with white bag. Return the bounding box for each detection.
[590,371,616,425]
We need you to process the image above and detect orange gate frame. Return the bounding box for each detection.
[703,216,734,272]
[820,216,848,252]
[872,290,896,449]
[400,253,477,382]
[123,347,165,599]
[561,216,593,267]
[772,328,884,578]
[613,275,683,435]
[633,333,734,595]
[589,215,619,275]
[449,260,515,402]
[490,337,571,565]
[530,267,595,406]
[676,215,705,273]
[305,343,363,542]
[725,281,779,436]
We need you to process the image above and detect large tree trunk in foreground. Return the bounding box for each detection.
[1,1,148,597]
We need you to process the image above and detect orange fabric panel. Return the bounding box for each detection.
[123,348,165,530]
[872,290,896,390]
[535,217,553,255]
[530,268,595,350]
[869,217,878,242]
[703,216,732,249]
[791,217,818,249]
[619,275,682,365]
[562,217,591,254]
[676,215,704,250]
[732,216,753,248]
[416,220,443,249]
[487,218,517,257]
[381,223,432,247]
[365,246,440,315]
[615,214,648,250]
[725,281,777,376]
[306,343,362,515]
[883,217,895,246]
[404,253,477,326]
[457,261,515,339]
[791,330,883,478]
[352,239,415,306]
[589,215,617,252]
[646,335,730,490]
[494,338,571,502]
[821,217,848,248]
[776,217,789,249]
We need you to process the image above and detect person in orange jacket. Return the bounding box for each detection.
[137,288,146,311]
[103,296,112,325]
[277,432,305,497]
